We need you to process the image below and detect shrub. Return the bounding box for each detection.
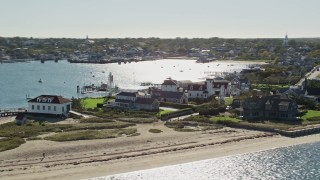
[119,118,157,124]
[306,116,320,121]
[149,129,163,133]
[299,110,308,116]
[80,117,114,123]
[44,128,137,142]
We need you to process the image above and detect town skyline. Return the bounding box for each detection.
[1,0,320,39]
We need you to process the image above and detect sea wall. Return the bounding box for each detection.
[224,122,320,137]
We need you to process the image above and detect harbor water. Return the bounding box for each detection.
[91,141,320,180]
[0,59,257,108]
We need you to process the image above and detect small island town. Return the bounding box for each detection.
[1,33,320,180]
[1,1,320,180]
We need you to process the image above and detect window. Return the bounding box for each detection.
[54,106,56,111]
[253,112,259,117]
[43,106,45,110]
[189,93,191,96]
[37,105,40,110]
[279,105,288,111]
[48,106,51,111]
[62,107,65,112]
[32,105,34,110]
[265,103,271,110]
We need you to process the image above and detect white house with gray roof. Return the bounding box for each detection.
[27,95,71,116]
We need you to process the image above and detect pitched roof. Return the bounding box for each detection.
[117,91,137,97]
[28,95,71,104]
[187,84,206,91]
[154,91,186,99]
[243,94,295,111]
[162,79,178,86]
[135,97,158,105]
[115,99,133,103]
[213,79,229,83]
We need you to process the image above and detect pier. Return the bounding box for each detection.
[0,108,26,117]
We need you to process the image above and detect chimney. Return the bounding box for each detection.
[304,78,308,89]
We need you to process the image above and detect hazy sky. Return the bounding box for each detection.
[0,0,319,38]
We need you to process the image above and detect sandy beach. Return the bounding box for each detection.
[0,116,319,180]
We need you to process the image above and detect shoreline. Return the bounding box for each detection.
[0,116,319,180]
[88,134,320,179]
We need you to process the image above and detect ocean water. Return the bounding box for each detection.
[0,59,252,108]
[91,141,320,180]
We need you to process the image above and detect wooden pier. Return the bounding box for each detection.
[0,108,26,117]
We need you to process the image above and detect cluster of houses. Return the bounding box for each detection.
[104,76,251,111]
[16,72,319,123]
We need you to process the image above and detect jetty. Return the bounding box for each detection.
[0,108,26,117]
[77,72,120,95]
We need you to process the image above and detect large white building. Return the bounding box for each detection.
[27,95,72,116]
[186,78,230,99]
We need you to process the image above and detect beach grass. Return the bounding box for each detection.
[165,115,223,132]
[0,122,72,138]
[0,137,25,152]
[80,117,115,123]
[63,122,135,131]
[210,116,241,123]
[118,118,157,124]
[44,128,137,141]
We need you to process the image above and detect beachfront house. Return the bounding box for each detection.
[27,95,72,117]
[107,91,159,111]
[241,94,298,121]
[186,78,230,100]
[187,83,209,99]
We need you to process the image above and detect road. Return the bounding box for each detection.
[295,65,320,86]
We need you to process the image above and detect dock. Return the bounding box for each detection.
[0,108,26,117]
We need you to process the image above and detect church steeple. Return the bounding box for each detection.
[283,33,289,47]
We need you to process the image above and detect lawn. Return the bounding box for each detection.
[82,97,106,109]
[301,110,320,120]
[224,97,233,105]
[159,110,174,116]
